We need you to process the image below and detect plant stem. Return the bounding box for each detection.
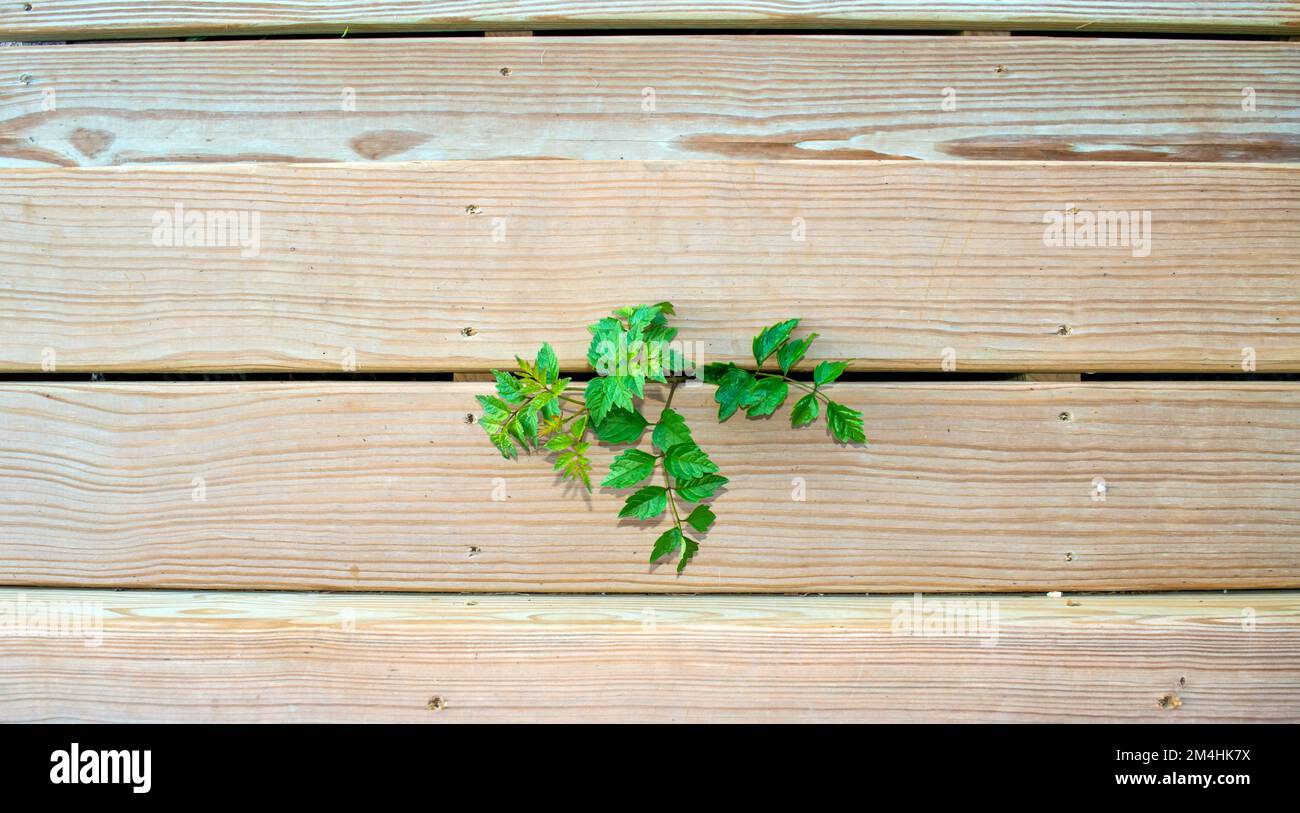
[660,377,685,535]
[559,408,589,427]
[756,371,829,403]
[665,466,683,531]
[663,377,681,411]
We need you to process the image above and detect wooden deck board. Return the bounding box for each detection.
[1,160,1297,373]
[1,381,1297,593]
[3,36,1297,167]
[2,1,1297,39]
[3,589,1296,722]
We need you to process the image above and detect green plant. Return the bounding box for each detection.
[476,304,866,572]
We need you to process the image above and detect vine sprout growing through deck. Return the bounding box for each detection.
[475,304,866,572]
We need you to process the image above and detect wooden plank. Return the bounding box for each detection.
[3,589,1296,722]
[3,36,1298,167]
[1,1,1296,40]
[2,381,1297,593]
[1,160,1297,373]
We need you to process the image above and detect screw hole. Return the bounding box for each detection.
[427,696,446,712]
[499,67,511,76]
[465,413,476,424]
[460,327,477,337]
[465,204,481,215]
[1056,324,1071,336]
[1058,411,1072,422]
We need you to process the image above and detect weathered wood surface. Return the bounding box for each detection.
[1,160,1297,373]
[3,590,1295,722]
[1,0,1296,39]
[3,36,1297,168]
[2,382,1297,593]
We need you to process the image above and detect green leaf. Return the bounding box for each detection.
[487,429,517,459]
[510,408,538,446]
[777,333,817,375]
[827,400,867,444]
[627,304,658,340]
[608,375,637,414]
[743,377,788,417]
[664,442,719,480]
[715,366,756,422]
[492,370,526,404]
[593,407,648,444]
[677,537,699,573]
[542,380,565,420]
[791,393,820,426]
[814,360,851,387]
[650,526,683,564]
[586,317,624,371]
[535,343,559,384]
[685,504,716,534]
[585,376,615,426]
[652,301,676,316]
[652,407,693,452]
[675,474,728,502]
[701,362,733,385]
[553,444,593,491]
[602,449,657,489]
[475,394,510,421]
[619,486,668,520]
[752,319,800,367]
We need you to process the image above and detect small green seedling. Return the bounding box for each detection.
[476,304,866,572]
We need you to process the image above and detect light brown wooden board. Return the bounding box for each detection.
[3,36,1297,167]
[1,160,1297,373]
[2,1,1297,39]
[3,590,1296,722]
[2,382,1297,593]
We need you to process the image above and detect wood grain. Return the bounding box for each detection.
[3,589,1296,722]
[2,381,1297,593]
[1,1,1296,39]
[1,160,1297,373]
[3,36,1297,168]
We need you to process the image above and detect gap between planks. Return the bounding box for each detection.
[2,1,1297,40]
